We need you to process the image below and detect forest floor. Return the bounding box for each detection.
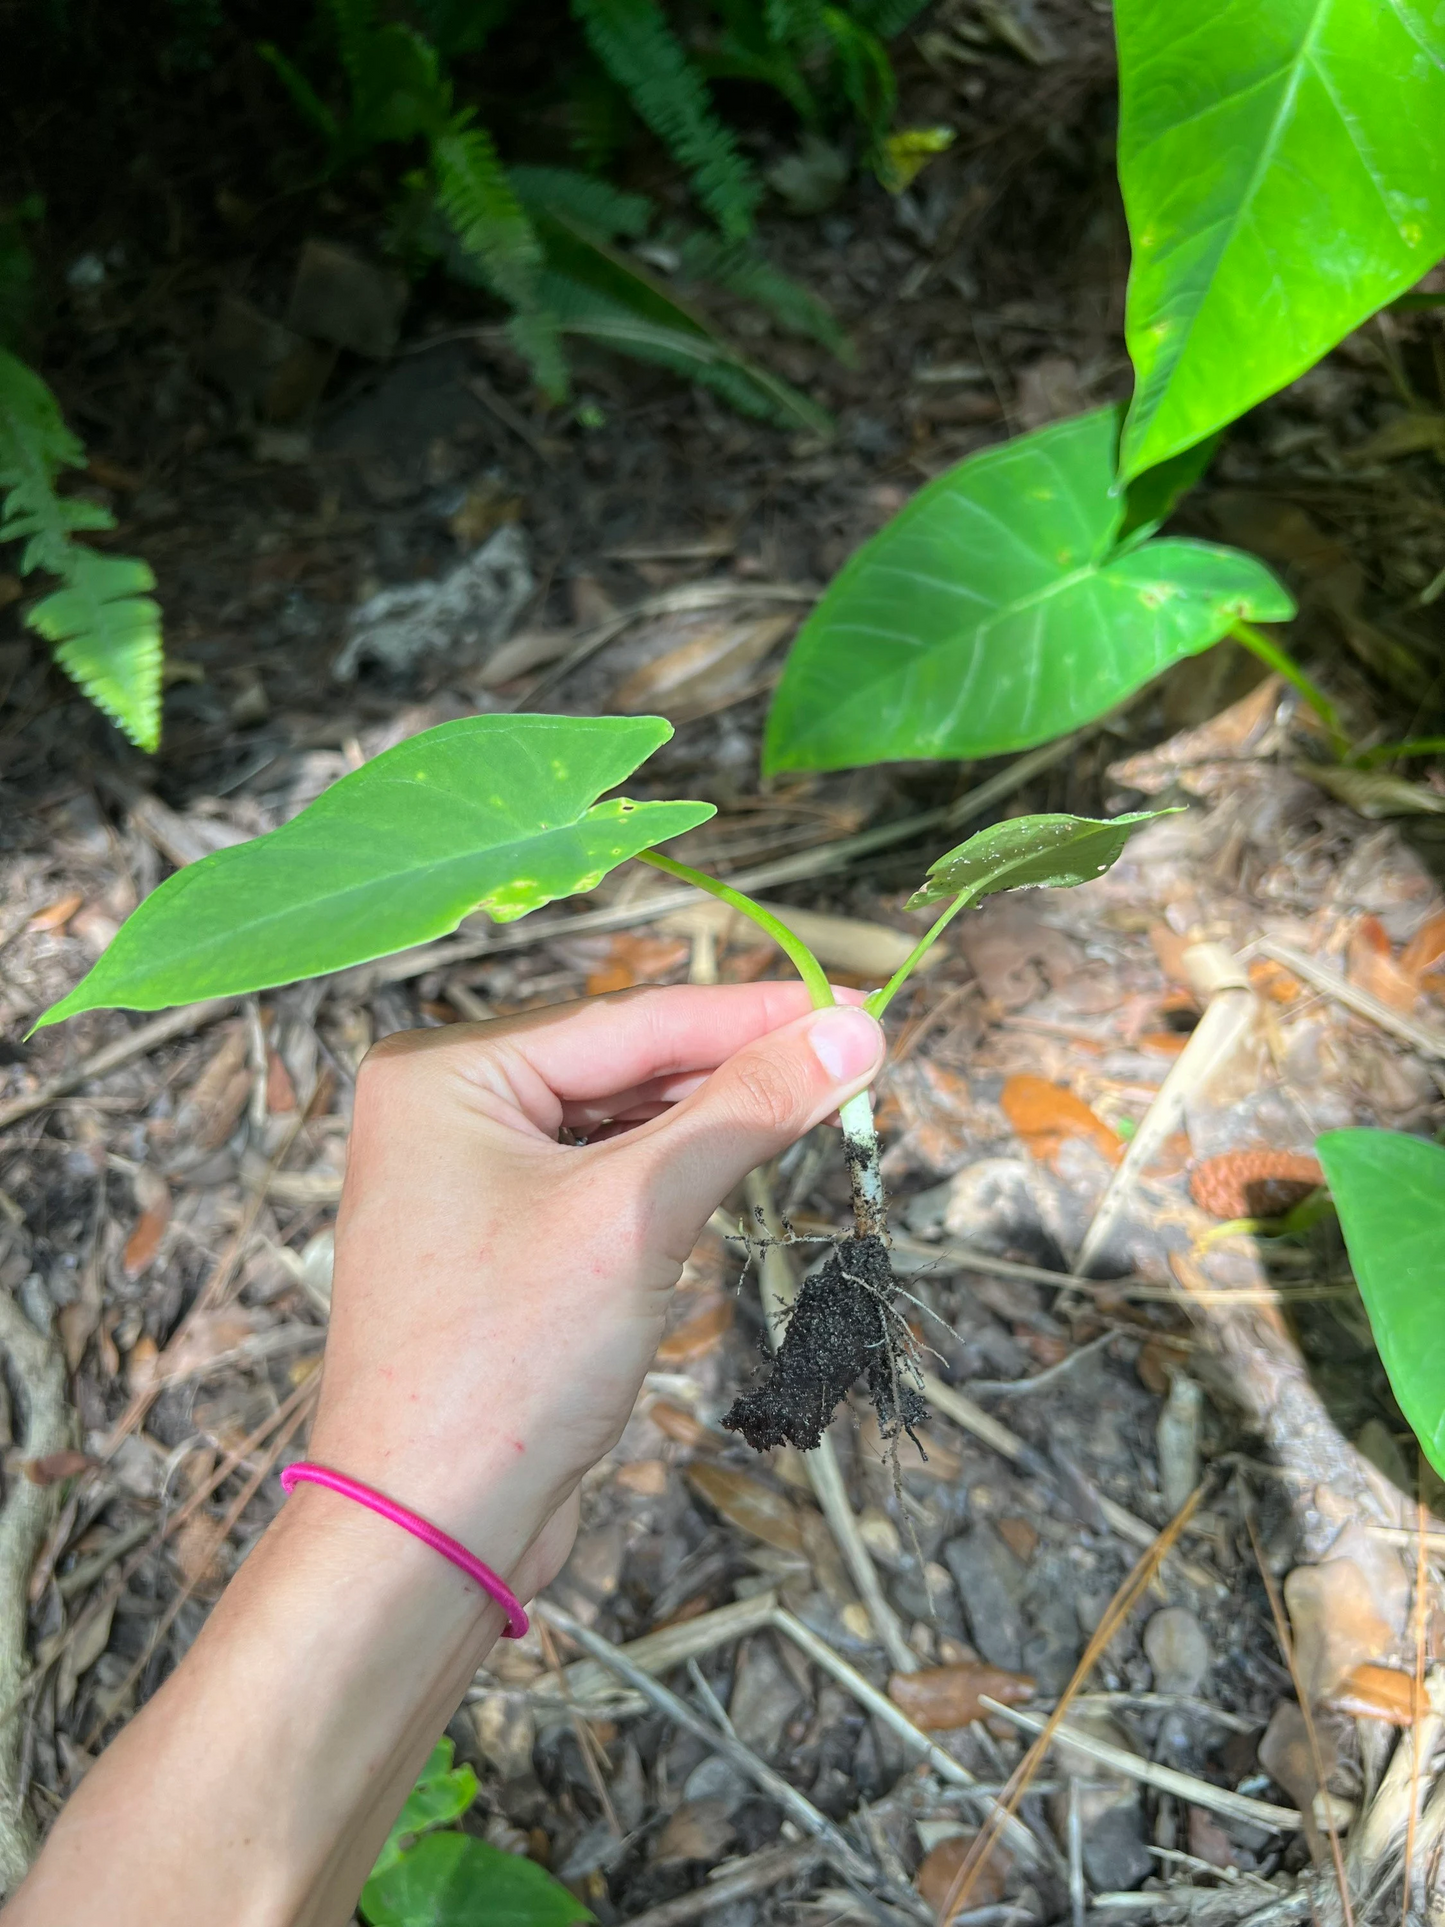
[3,1,1445,1921]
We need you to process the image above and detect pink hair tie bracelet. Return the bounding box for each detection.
[280,1462,529,1638]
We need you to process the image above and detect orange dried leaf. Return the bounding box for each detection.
[915,1835,1007,1913]
[1325,1661,1417,1724]
[123,1191,172,1278]
[1348,914,1418,1013]
[996,1516,1039,1563]
[26,892,85,934]
[23,1448,100,1486]
[888,1662,1035,1731]
[1249,956,1303,1003]
[687,1462,805,1554]
[266,1049,297,1114]
[1138,1030,1189,1056]
[656,1297,733,1365]
[1001,1075,1124,1167]
[649,1399,722,1452]
[1189,1150,1323,1219]
[1400,910,1445,984]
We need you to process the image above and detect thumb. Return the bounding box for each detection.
[629,1003,884,1248]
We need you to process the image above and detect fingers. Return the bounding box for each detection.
[619,1003,884,1252]
[366,983,868,1137]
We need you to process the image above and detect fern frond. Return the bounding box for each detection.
[322,0,376,96]
[28,552,163,752]
[569,0,760,238]
[511,165,653,243]
[844,0,930,36]
[505,311,570,402]
[256,41,340,148]
[538,270,831,434]
[820,7,895,141]
[673,230,853,358]
[763,0,828,49]
[431,119,543,308]
[0,348,163,750]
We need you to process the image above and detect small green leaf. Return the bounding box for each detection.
[763,409,1293,773]
[1116,0,1445,479]
[371,1741,479,1881]
[906,811,1165,911]
[361,1831,592,1927]
[39,714,713,1026]
[1316,1128,1445,1482]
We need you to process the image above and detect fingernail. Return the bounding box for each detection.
[807,1006,882,1083]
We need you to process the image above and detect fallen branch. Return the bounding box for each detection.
[0,1295,72,1891]
[620,1840,824,1927]
[1253,938,1445,1060]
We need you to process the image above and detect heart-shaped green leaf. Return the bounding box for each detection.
[762,408,1293,774]
[1316,1128,1445,1482]
[368,1741,480,1882]
[1116,0,1445,479]
[361,1830,592,1927]
[39,714,713,1026]
[906,811,1164,910]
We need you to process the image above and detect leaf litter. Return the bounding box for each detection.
[3,5,1445,1919]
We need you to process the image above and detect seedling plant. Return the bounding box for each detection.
[41,710,1158,1451]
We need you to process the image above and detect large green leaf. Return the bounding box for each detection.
[907,811,1165,910]
[763,408,1293,774]
[361,1830,591,1927]
[1316,1128,1445,1482]
[370,1742,479,1882]
[1116,0,1445,479]
[39,715,713,1026]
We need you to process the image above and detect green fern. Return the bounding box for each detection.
[672,230,852,358]
[820,7,895,143]
[430,118,567,397]
[510,165,653,243]
[569,0,760,238]
[844,0,931,37]
[0,349,162,750]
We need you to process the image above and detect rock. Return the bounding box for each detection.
[1021,1581,1080,1694]
[1155,1370,1204,1515]
[1144,1606,1211,1696]
[203,294,334,422]
[1050,1712,1153,1892]
[944,1524,1026,1670]
[914,1833,1007,1911]
[728,1637,804,1757]
[285,239,407,359]
[333,525,532,681]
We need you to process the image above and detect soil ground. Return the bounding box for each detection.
[3,3,1445,1921]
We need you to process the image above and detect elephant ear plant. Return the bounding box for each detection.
[40,713,1159,1451]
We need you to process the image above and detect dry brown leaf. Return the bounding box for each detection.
[1001,1074,1124,1167]
[651,1799,737,1865]
[266,1048,298,1114]
[169,1513,229,1600]
[613,1459,668,1497]
[1324,1661,1418,1724]
[1107,675,1284,796]
[915,1834,1007,1913]
[1136,1336,1192,1395]
[23,1449,100,1486]
[1189,1150,1323,1219]
[1348,913,1420,1011]
[996,1516,1039,1563]
[648,1399,724,1452]
[585,931,691,995]
[1400,910,1445,985]
[687,1462,805,1554]
[655,1296,733,1366]
[147,1307,261,1388]
[123,1186,173,1278]
[26,892,84,934]
[610,613,794,721]
[888,1662,1035,1731]
[1249,956,1304,1003]
[125,1332,160,1395]
[1348,411,1445,464]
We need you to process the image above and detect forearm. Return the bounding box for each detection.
[4,1486,526,1927]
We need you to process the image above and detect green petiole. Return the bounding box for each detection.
[1231,620,1348,758]
[635,849,836,1009]
[864,888,976,1020]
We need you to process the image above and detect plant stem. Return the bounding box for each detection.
[1352,736,1445,769]
[838,1089,886,1239]
[636,850,835,1009]
[1230,620,1348,756]
[864,890,975,1020]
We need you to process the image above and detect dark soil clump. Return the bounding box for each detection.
[722,1234,927,1452]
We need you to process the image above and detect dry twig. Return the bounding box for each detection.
[0,999,235,1131]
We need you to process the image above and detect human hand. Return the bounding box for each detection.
[307,983,883,1600]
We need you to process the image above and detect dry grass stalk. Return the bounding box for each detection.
[535,1616,620,1833]
[1402,1494,1430,1924]
[1243,1510,1354,1927]
[933,1482,1206,1925]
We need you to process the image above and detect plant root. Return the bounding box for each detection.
[721,1232,928,1452]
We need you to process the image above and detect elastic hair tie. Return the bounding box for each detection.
[280,1461,529,1638]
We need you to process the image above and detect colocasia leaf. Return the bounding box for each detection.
[906,810,1165,910]
[1316,1128,1445,1481]
[39,714,713,1026]
[763,408,1292,773]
